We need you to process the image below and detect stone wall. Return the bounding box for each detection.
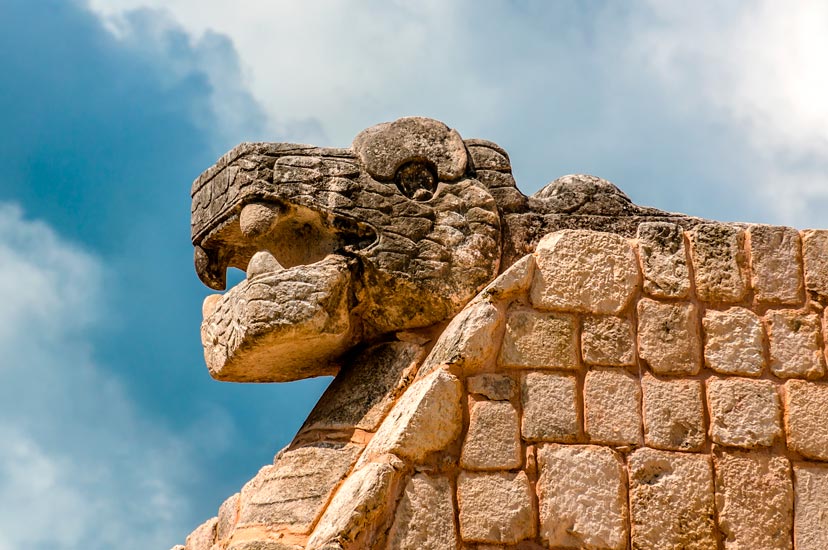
[181,223,828,550]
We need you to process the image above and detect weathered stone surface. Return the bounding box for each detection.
[714,449,793,550]
[637,221,691,298]
[457,471,536,544]
[584,367,642,445]
[302,341,422,432]
[637,299,701,375]
[706,377,782,448]
[217,493,239,541]
[767,309,826,379]
[689,224,748,303]
[642,374,705,451]
[628,449,717,550]
[359,369,463,465]
[793,463,828,550]
[703,307,765,377]
[801,229,828,297]
[467,373,516,401]
[461,400,522,470]
[478,253,535,302]
[498,308,577,369]
[387,474,457,550]
[520,372,578,442]
[421,299,504,374]
[748,225,804,304]
[238,443,362,533]
[185,517,217,550]
[536,444,627,550]
[466,139,512,172]
[530,229,640,314]
[783,379,828,461]
[581,315,635,366]
[227,541,302,550]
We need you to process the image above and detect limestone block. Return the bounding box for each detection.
[783,379,828,461]
[478,253,535,302]
[637,222,691,298]
[714,449,793,550]
[801,229,828,297]
[689,224,748,303]
[457,471,536,544]
[467,373,516,401]
[793,463,828,550]
[628,448,717,550]
[530,229,640,314]
[422,299,504,374]
[227,542,302,550]
[748,225,804,304]
[584,367,642,445]
[461,400,522,470]
[520,372,578,442]
[185,517,217,550]
[536,444,627,550]
[706,377,782,448]
[581,315,635,366]
[637,299,701,375]
[703,307,765,377]
[498,308,577,369]
[642,374,705,451]
[359,370,463,465]
[238,443,362,533]
[767,310,826,379]
[217,493,239,541]
[387,474,457,550]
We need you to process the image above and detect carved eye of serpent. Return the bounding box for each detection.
[394,161,437,201]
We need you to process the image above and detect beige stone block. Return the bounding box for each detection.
[767,310,826,379]
[637,299,701,375]
[748,225,804,304]
[628,448,717,550]
[226,541,301,550]
[185,517,217,550]
[706,377,782,448]
[703,307,765,377]
[457,471,536,544]
[216,493,239,541]
[801,229,828,297]
[387,474,457,550]
[499,308,577,369]
[584,368,642,445]
[689,224,748,303]
[642,374,706,451]
[714,449,793,550]
[422,299,504,374]
[530,229,640,314]
[793,462,828,550]
[637,221,691,298]
[581,315,635,366]
[784,379,828,461]
[536,444,627,550]
[467,373,516,401]
[461,400,522,470]
[520,372,578,442]
[478,253,535,302]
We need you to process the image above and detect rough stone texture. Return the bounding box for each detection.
[783,379,828,461]
[238,443,362,533]
[637,221,691,299]
[536,444,627,550]
[498,308,577,369]
[714,449,793,550]
[226,542,302,550]
[801,229,828,297]
[689,224,748,303]
[628,449,717,550]
[461,400,522,470]
[520,372,578,442]
[706,377,782,448]
[637,299,701,375]
[467,373,516,401]
[421,299,504,374]
[185,517,217,550]
[581,315,635,366]
[748,225,804,304]
[387,474,457,550]
[478,253,535,302]
[584,368,642,445]
[793,463,828,550]
[457,471,536,544]
[217,493,239,541]
[767,309,826,379]
[641,374,706,451]
[703,307,765,377]
[530,230,640,314]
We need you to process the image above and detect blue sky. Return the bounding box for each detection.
[1,1,826,548]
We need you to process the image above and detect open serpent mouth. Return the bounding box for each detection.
[196,199,378,383]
